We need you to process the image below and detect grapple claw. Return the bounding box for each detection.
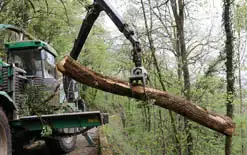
[129,67,148,85]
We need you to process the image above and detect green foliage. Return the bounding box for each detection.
[0,0,87,56]
[234,2,247,33]
[21,84,62,116]
[21,85,50,116]
[41,124,53,137]
[102,102,228,155]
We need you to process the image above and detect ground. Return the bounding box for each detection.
[18,128,99,155]
[69,128,99,155]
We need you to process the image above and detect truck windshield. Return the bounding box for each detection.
[8,48,42,76]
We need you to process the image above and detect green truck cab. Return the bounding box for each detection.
[0,39,108,155]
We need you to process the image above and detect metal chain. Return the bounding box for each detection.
[142,75,154,106]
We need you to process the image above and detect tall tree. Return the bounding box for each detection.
[170,0,193,154]
[223,0,235,155]
[139,0,181,153]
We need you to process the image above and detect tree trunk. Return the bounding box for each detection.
[170,0,193,154]
[57,55,235,136]
[223,0,235,155]
[140,0,181,153]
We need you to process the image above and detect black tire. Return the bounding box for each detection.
[45,136,77,154]
[0,107,12,155]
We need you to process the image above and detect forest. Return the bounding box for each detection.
[0,0,246,155]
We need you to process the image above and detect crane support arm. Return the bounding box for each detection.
[70,0,142,67]
[66,0,148,102]
[70,4,101,59]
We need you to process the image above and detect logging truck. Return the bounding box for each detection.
[0,24,108,155]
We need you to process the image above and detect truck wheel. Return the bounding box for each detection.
[0,108,11,155]
[45,136,77,154]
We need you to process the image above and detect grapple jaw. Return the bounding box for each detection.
[129,67,148,85]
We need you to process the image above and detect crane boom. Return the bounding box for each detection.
[65,0,148,102]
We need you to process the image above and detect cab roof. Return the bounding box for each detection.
[4,40,58,57]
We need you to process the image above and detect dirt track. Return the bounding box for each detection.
[69,128,99,155]
[18,128,99,155]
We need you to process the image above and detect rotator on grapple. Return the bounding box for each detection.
[64,0,148,101]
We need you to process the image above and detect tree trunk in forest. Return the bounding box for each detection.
[223,0,235,155]
[57,55,235,136]
[140,0,181,154]
[170,0,193,154]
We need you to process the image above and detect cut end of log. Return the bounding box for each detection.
[57,55,69,73]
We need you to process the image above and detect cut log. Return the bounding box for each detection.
[57,55,235,136]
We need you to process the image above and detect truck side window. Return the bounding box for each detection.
[41,50,56,78]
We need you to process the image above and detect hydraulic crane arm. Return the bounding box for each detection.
[70,0,142,67]
[65,0,148,102]
[69,4,101,59]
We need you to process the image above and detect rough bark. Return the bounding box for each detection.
[223,0,234,154]
[57,55,235,136]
